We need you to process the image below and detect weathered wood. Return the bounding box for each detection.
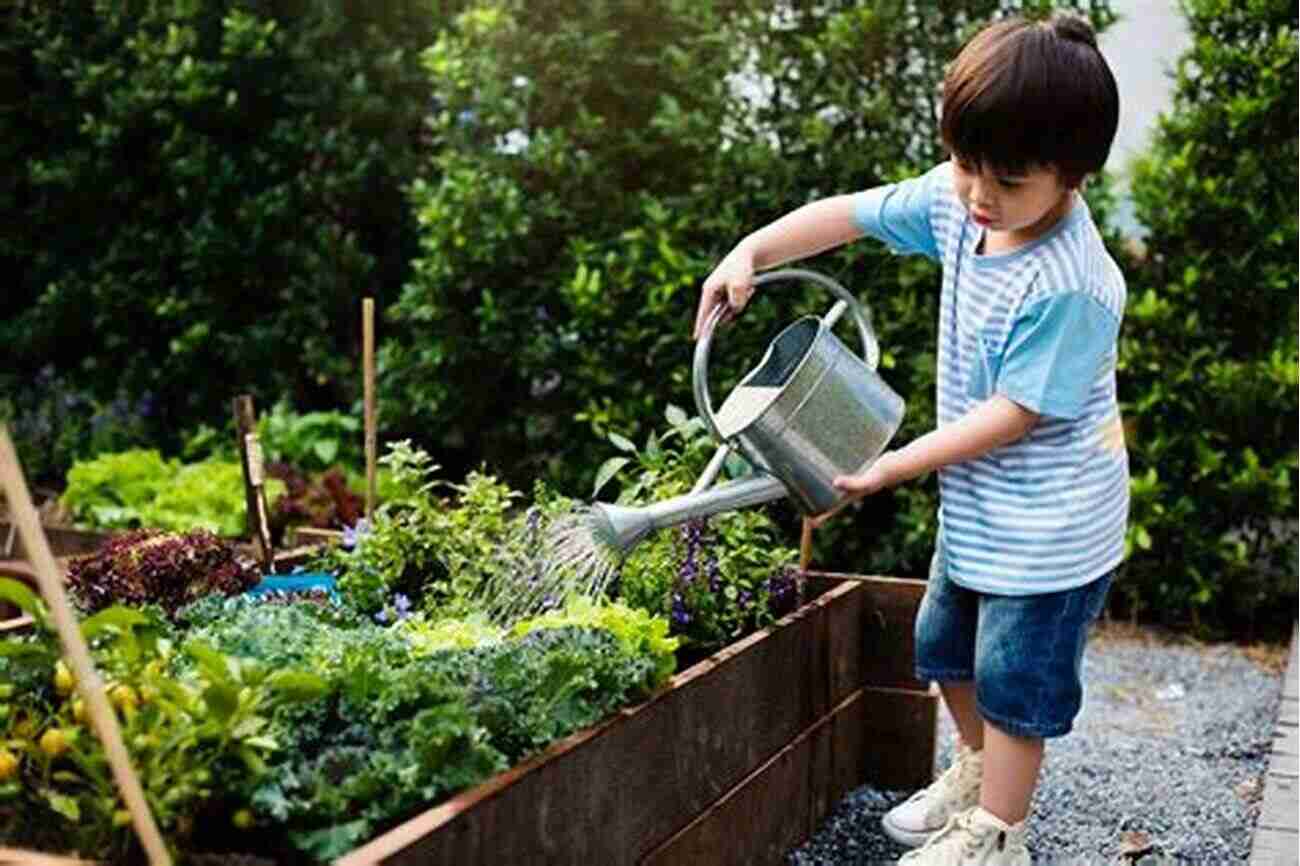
[363,297,377,520]
[232,395,273,573]
[859,685,939,790]
[810,571,929,692]
[340,578,937,866]
[0,523,110,559]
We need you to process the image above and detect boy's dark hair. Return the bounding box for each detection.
[941,14,1119,187]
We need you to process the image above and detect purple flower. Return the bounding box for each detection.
[374,608,390,624]
[342,518,371,550]
[394,593,412,616]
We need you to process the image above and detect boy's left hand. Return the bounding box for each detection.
[809,451,901,527]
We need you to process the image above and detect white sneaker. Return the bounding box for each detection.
[897,806,1031,866]
[881,744,983,847]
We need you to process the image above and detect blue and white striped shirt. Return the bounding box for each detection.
[853,162,1129,595]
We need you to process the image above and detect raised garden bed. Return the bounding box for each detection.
[337,572,935,866]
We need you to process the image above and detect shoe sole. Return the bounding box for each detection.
[880,814,937,849]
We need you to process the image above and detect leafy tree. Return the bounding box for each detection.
[1,0,444,467]
[1119,0,1297,637]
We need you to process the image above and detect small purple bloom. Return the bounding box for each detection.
[374,608,390,624]
[394,593,412,615]
[342,518,371,550]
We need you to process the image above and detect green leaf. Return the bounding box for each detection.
[203,681,241,723]
[0,578,43,619]
[313,439,340,466]
[45,791,80,821]
[607,432,636,453]
[80,605,152,640]
[591,457,630,498]
[264,669,330,702]
[664,404,689,427]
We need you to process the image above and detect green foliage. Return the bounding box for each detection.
[601,407,800,652]
[182,595,668,861]
[318,440,583,620]
[257,400,363,474]
[2,0,446,464]
[58,449,284,536]
[512,595,680,690]
[1119,0,1297,637]
[0,584,323,860]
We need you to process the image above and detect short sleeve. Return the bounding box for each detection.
[852,163,945,261]
[996,292,1119,419]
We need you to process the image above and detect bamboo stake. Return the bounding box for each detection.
[363,297,377,520]
[799,517,814,571]
[0,426,172,866]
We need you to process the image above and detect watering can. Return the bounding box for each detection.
[589,268,906,553]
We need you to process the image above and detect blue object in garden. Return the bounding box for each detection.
[246,572,339,599]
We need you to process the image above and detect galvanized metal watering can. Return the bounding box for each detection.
[589,268,906,553]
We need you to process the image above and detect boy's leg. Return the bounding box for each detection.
[939,681,984,750]
[882,545,985,848]
[979,722,1043,824]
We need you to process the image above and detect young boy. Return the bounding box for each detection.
[692,14,1126,866]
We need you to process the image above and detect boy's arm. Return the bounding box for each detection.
[692,195,862,340]
[812,395,1039,524]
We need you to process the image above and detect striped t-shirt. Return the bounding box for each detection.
[852,162,1129,596]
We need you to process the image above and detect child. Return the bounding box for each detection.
[692,14,1126,866]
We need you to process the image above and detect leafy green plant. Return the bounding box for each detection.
[317,440,577,620]
[0,579,326,861]
[600,406,799,653]
[512,595,680,691]
[258,400,363,474]
[59,450,286,536]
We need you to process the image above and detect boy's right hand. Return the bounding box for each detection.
[693,244,757,340]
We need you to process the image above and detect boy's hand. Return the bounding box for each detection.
[694,244,757,340]
[809,451,901,527]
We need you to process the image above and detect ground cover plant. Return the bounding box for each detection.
[0,427,803,862]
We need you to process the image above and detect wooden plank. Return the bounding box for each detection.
[341,580,871,865]
[642,689,863,866]
[232,395,274,573]
[809,572,928,691]
[0,524,111,559]
[859,685,939,791]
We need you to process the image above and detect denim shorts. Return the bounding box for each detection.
[914,546,1113,739]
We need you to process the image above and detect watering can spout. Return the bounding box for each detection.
[589,473,789,554]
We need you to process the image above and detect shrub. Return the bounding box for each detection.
[1119,0,1298,637]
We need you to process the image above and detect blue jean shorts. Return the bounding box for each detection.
[914,546,1113,739]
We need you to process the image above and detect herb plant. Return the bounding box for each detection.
[602,406,799,653]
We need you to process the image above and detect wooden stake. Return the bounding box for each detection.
[363,297,377,520]
[0,427,172,866]
[233,396,274,574]
[799,517,814,571]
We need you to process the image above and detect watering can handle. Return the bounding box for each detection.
[692,268,881,444]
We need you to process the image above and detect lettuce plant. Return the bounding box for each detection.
[66,530,259,617]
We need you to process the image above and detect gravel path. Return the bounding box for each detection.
[787,622,1288,864]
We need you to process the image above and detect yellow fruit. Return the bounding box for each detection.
[231,808,255,829]
[0,748,18,780]
[53,660,74,696]
[109,684,139,713]
[112,809,132,827]
[39,728,69,758]
[72,699,87,724]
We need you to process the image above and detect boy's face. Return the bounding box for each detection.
[951,158,1074,242]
